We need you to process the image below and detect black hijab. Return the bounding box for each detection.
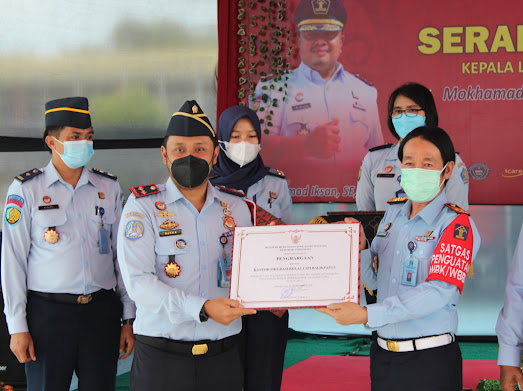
[210,105,270,192]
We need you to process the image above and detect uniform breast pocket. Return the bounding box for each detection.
[154,239,188,261]
[415,241,438,282]
[34,209,68,246]
[88,207,117,243]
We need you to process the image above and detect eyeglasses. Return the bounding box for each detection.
[300,31,340,42]
[391,108,424,118]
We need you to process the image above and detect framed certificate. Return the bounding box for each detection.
[229,223,360,309]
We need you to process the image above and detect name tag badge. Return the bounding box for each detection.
[376,231,389,238]
[218,257,231,288]
[98,228,110,254]
[291,103,311,111]
[376,173,395,178]
[402,256,418,286]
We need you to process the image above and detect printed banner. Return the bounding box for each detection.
[217,0,523,203]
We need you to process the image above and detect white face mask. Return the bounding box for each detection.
[220,141,261,167]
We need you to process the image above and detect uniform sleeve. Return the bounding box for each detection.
[356,152,376,211]
[250,78,285,136]
[367,214,481,328]
[496,223,523,367]
[279,179,293,224]
[445,154,469,211]
[111,183,136,320]
[360,249,377,290]
[117,197,205,325]
[363,87,384,149]
[1,182,32,334]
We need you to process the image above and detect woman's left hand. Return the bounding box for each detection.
[316,302,368,326]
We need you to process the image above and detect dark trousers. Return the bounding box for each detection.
[25,291,122,391]
[242,311,289,391]
[370,340,462,391]
[130,338,243,391]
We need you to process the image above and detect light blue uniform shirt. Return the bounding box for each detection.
[246,174,292,224]
[1,160,135,335]
[362,191,480,339]
[117,179,253,342]
[251,62,383,169]
[496,223,523,367]
[356,143,470,211]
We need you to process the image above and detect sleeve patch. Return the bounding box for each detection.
[5,206,22,225]
[124,220,145,241]
[426,214,474,293]
[6,195,24,208]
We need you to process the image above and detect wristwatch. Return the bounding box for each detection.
[122,318,135,325]
[199,305,209,323]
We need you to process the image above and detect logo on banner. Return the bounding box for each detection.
[502,168,523,178]
[468,162,490,181]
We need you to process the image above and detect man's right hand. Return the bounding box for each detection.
[500,365,523,391]
[10,332,36,363]
[306,119,341,159]
[204,298,256,326]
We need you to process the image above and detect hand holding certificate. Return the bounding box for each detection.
[229,223,360,309]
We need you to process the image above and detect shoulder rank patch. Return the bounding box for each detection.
[129,184,160,198]
[267,168,286,179]
[15,168,42,183]
[215,185,246,198]
[92,168,118,180]
[387,196,408,204]
[354,73,374,87]
[445,203,470,216]
[369,143,394,152]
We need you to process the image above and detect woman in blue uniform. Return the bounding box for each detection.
[356,82,469,212]
[211,105,292,391]
[318,127,481,391]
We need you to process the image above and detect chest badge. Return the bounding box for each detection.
[44,228,60,244]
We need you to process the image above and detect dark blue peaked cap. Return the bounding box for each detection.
[45,97,91,129]
[294,0,347,31]
[166,100,216,139]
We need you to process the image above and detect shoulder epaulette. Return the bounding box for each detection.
[15,168,42,183]
[387,196,408,204]
[369,143,394,152]
[92,168,117,181]
[216,185,246,198]
[354,73,374,87]
[445,203,470,216]
[267,168,286,179]
[129,184,160,198]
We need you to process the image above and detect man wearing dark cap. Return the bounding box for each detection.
[1,97,136,391]
[117,100,256,390]
[250,0,382,199]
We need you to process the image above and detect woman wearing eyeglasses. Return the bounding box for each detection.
[356,82,469,212]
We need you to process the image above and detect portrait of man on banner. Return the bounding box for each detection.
[249,0,383,202]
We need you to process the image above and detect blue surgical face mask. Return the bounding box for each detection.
[53,137,95,169]
[392,115,426,139]
[400,163,448,203]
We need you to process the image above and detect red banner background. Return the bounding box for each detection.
[218,0,523,204]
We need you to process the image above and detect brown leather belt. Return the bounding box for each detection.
[136,334,239,357]
[28,289,115,304]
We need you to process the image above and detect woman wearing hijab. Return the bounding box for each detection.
[211,105,291,391]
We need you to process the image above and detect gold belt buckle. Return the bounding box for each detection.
[386,340,399,352]
[77,294,92,304]
[192,343,209,356]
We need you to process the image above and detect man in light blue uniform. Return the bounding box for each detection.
[250,0,382,198]
[1,97,135,391]
[117,100,256,391]
[496,223,523,391]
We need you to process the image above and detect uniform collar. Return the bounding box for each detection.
[298,61,344,83]
[400,190,448,225]
[44,160,93,188]
[165,178,222,208]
